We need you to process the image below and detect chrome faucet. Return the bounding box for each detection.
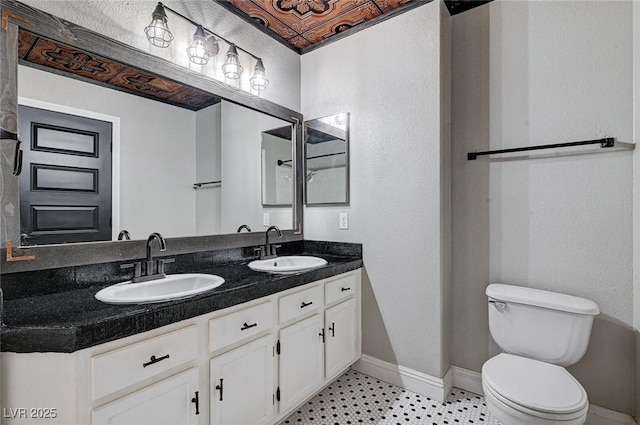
[120,232,174,283]
[255,225,282,260]
[237,224,252,233]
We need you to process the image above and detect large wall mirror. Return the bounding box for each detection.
[18,66,295,244]
[0,1,303,267]
[304,113,350,206]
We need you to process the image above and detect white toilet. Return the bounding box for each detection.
[482,283,599,425]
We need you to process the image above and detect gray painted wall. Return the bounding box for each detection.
[301,2,452,378]
[451,0,634,415]
[451,3,492,374]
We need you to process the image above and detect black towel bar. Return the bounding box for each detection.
[466,137,628,160]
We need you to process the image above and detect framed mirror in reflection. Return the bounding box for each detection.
[261,125,294,207]
[17,64,294,245]
[304,113,350,206]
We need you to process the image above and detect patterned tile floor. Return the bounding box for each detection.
[280,369,502,425]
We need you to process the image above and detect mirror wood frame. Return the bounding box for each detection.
[0,0,304,273]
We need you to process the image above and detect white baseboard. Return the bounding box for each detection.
[351,355,449,402]
[448,366,637,425]
[449,365,484,395]
[586,405,638,425]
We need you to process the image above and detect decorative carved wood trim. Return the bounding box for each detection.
[18,30,221,111]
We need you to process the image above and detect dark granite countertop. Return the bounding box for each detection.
[1,241,362,353]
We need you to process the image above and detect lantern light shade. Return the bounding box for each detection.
[250,58,269,92]
[222,44,243,80]
[144,2,174,48]
[186,25,211,65]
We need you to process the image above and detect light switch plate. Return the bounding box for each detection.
[263,213,269,227]
[339,212,349,230]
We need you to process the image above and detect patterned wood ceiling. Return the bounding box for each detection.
[217,0,420,53]
[17,30,220,111]
[217,0,493,53]
[444,0,493,16]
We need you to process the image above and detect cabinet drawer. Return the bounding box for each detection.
[325,273,357,305]
[209,301,273,352]
[92,325,198,400]
[279,285,322,324]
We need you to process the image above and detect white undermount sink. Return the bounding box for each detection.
[248,256,328,273]
[95,273,225,304]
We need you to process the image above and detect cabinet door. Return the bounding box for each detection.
[279,314,324,413]
[92,368,199,425]
[210,334,274,425]
[325,298,358,380]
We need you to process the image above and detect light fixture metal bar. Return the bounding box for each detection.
[161,3,259,62]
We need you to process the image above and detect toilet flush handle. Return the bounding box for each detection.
[489,299,507,310]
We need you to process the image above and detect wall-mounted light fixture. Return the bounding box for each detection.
[143,2,267,92]
[144,2,173,48]
[222,44,243,80]
[250,58,269,92]
[186,25,210,65]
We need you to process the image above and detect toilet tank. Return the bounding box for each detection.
[487,283,599,367]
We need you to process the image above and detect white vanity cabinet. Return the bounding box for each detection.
[209,335,274,425]
[1,269,361,425]
[91,325,199,400]
[208,301,276,425]
[278,314,325,413]
[325,298,358,380]
[90,326,201,425]
[92,368,199,425]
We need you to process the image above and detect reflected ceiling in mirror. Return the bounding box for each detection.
[304,113,350,206]
[18,29,220,111]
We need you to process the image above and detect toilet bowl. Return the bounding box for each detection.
[482,353,588,425]
[482,284,599,425]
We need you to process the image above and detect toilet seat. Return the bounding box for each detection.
[482,353,588,421]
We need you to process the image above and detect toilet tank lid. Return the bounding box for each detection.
[486,284,599,315]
